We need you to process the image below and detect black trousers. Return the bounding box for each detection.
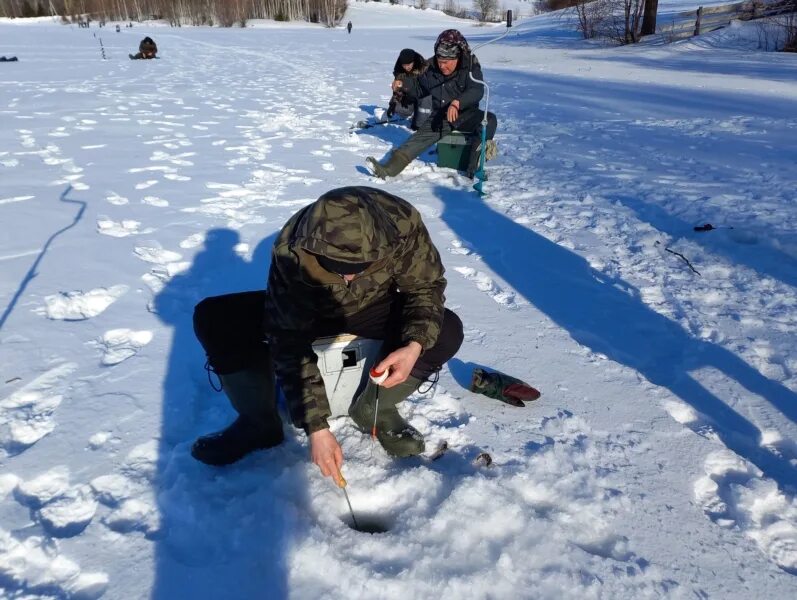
[194,291,464,381]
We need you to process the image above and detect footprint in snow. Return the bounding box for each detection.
[48,127,70,138]
[0,523,108,598]
[96,218,153,237]
[133,245,182,265]
[106,192,129,205]
[447,238,474,256]
[14,465,71,507]
[87,430,118,450]
[135,179,158,190]
[90,328,154,366]
[179,232,205,249]
[34,285,129,320]
[0,363,77,456]
[453,266,520,309]
[694,449,797,574]
[151,150,195,166]
[90,441,162,536]
[38,485,98,537]
[141,195,169,207]
[164,173,191,181]
[141,262,191,294]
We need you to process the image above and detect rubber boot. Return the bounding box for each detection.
[191,368,284,466]
[366,151,411,179]
[465,142,488,181]
[349,376,425,457]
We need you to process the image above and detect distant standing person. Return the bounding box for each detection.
[130,36,157,60]
[347,21,352,34]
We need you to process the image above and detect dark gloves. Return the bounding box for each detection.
[470,368,541,407]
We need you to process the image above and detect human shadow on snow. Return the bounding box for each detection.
[150,228,303,600]
[436,186,797,491]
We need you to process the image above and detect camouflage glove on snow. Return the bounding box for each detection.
[470,368,541,407]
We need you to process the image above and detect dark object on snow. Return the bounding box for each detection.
[474,452,493,467]
[470,367,541,407]
[0,56,19,62]
[347,21,352,34]
[116,24,120,33]
[131,36,157,59]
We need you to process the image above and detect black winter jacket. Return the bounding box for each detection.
[400,55,485,131]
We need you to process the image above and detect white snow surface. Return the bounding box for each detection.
[1,2,797,598]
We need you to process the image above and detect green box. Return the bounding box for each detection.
[437,131,474,171]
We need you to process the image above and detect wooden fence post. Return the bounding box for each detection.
[694,6,703,36]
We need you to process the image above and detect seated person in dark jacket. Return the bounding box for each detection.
[387,48,432,131]
[131,37,157,59]
[367,30,497,180]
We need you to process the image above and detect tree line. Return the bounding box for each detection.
[0,0,349,27]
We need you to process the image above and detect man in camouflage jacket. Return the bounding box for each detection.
[192,187,463,478]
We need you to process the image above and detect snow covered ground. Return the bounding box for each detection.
[1,2,797,598]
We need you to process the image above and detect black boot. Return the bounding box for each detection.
[191,369,284,466]
[349,376,425,457]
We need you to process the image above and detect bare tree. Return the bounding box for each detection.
[0,0,349,26]
[473,0,497,22]
[573,0,610,39]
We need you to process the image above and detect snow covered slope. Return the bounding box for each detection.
[1,3,796,599]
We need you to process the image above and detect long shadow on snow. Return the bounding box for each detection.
[579,45,797,81]
[151,228,303,600]
[484,68,797,288]
[436,186,797,491]
[0,185,85,332]
[613,194,797,289]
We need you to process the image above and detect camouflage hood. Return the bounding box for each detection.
[290,187,400,266]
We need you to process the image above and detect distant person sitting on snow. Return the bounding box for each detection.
[191,186,463,477]
[347,21,352,34]
[387,48,432,131]
[130,36,157,59]
[367,29,498,180]
[1,56,19,62]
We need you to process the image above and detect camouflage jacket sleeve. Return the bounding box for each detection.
[393,216,446,351]
[265,250,331,435]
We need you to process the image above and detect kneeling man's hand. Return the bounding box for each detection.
[374,341,422,388]
[309,429,343,480]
